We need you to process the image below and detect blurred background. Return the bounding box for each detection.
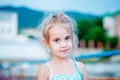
[0,0,120,80]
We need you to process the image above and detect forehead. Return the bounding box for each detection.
[48,24,71,38]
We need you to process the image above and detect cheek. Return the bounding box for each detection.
[69,41,73,48]
[51,45,59,54]
[71,43,73,48]
[50,42,58,50]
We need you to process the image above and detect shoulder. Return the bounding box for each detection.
[77,61,89,80]
[38,63,50,73]
[37,63,50,80]
[76,61,86,74]
[77,61,86,70]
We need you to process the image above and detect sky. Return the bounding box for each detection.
[0,0,120,15]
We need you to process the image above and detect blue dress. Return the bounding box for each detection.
[47,59,83,80]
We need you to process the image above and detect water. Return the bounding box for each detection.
[5,62,120,78]
[0,39,49,79]
[0,39,48,60]
[0,39,120,78]
[86,62,120,78]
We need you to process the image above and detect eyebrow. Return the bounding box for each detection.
[65,34,72,37]
[51,34,71,39]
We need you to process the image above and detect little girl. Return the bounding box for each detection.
[37,12,89,80]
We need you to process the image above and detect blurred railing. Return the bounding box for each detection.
[0,75,36,80]
[1,69,120,80]
[75,50,120,60]
[0,50,120,80]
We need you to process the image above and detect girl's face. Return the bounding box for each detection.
[45,24,73,59]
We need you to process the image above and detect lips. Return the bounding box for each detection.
[59,49,69,53]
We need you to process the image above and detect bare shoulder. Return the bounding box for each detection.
[37,64,50,80]
[77,61,89,80]
[76,61,86,74]
[77,61,86,70]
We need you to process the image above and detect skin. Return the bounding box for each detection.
[37,24,89,80]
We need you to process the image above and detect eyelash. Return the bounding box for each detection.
[54,36,71,43]
[54,38,60,42]
[65,36,70,41]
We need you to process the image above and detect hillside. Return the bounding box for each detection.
[0,6,98,30]
[0,6,44,30]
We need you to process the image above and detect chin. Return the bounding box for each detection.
[60,53,69,58]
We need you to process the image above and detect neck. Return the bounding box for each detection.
[51,56,71,64]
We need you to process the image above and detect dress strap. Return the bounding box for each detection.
[72,58,83,79]
[46,63,53,79]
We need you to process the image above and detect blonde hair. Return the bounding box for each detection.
[39,12,78,56]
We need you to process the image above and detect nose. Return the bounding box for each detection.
[60,40,67,48]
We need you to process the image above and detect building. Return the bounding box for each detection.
[103,13,120,38]
[0,11,18,40]
[103,14,115,37]
[114,14,120,38]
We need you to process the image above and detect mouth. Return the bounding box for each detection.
[59,49,69,54]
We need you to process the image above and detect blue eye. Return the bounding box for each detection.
[54,38,60,43]
[65,36,71,41]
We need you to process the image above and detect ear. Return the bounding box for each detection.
[43,39,50,48]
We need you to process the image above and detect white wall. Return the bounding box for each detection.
[0,11,18,40]
[103,16,115,37]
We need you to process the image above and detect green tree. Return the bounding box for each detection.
[84,26,107,46]
[76,18,107,47]
[77,20,94,40]
[109,36,119,49]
